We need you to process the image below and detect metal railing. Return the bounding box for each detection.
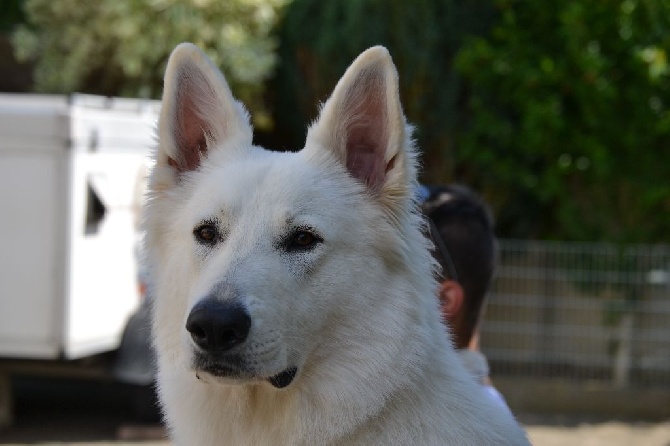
[481,240,670,387]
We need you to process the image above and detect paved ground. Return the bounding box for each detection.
[525,420,670,446]
[0,377,669,445]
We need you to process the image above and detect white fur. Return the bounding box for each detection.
[145,43,529,445]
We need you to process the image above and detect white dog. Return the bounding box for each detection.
[145,43,529,445]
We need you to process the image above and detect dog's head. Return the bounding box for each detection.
[146,44,429,390]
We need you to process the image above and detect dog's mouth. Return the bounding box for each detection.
[267,367,297,389]
[194,354,297,389]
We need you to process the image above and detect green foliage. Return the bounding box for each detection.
[0,0,25,32]
[12,0,288,127]
[456,0,670,242]
[272,0,495,157]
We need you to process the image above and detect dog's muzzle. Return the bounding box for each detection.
[186,297,298,388]
[187,298,251,380]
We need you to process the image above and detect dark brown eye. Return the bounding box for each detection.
[286,229,322,252]
[294,231,315,247]
[194,224,218,244]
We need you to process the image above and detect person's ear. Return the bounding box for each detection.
[439,280,464,319]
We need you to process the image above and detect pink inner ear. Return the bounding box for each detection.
[343,87,388,190]
[170,72,211,172]
[346,124,386,189]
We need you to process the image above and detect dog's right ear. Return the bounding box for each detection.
[157,43,252,174]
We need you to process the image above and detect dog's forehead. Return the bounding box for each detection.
[194,148,355,221]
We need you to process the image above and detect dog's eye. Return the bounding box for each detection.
[194,224,218,244]
[287,229,322,252]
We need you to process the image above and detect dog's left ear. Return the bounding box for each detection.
[305,46,413,198]
[157,43,253,174]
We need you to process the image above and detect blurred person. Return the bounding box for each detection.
[420,184,511,413]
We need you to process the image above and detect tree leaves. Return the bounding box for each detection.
[12,0,289,128]
[456,0,670,242]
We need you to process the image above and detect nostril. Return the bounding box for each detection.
[222,328,237,341]
[185,315,208,348]
[186,298,251,352]
[188,324,208,344]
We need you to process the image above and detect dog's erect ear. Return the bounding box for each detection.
[305,46,412,195]
[158,43,252,173]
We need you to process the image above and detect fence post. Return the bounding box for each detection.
[613,312,634,388]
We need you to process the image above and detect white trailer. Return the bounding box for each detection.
[0,94,160,426]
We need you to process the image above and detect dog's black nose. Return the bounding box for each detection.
[186,299,251,352]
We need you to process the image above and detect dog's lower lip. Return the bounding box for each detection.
[267,367,297,389]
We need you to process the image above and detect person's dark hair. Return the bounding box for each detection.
[421,184,497,345]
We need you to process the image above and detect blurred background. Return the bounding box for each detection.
[0,0,668,444]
